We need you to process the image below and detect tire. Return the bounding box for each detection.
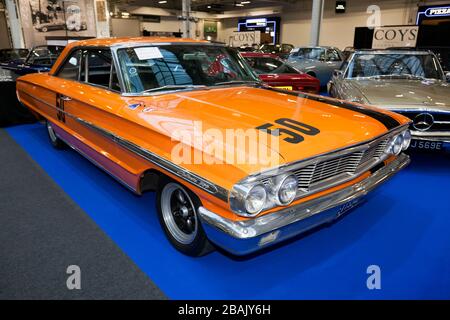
[156,177,214,256]
[46,120,65,149]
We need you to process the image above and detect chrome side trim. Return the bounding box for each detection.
[55,128,137,193]
[199,153,410,239]
[18,89,230,202]
[75,118,230,202]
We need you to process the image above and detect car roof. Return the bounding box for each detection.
[353,49,433,55]
[294,46,336,49]
[240,52,279,59]
[65,37,209,50]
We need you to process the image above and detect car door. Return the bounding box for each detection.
[50,48,149,190]
[51,47,124,148]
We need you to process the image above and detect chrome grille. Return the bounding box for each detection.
[262,138,390,195]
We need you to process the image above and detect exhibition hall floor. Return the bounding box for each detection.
[1,122,450,299]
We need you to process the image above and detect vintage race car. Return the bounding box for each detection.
[16,37,411,256]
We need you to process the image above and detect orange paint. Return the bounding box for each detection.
[16,37,411,221]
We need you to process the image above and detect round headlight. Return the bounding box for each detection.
[244,184,267,215]
[402,130,411,150]
[276,174,298,206]
[391,134,404,155]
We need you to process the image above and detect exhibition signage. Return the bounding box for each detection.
[229,31,261,47]
[416,5,450,24]
[372,26,419,49]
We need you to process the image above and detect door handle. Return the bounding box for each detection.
[60,95,72,101]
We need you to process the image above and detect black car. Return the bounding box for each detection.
[0,48,29,63]
[0,45,65,75]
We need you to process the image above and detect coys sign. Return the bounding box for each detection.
[229,31,261,47]
[372,26,419,49]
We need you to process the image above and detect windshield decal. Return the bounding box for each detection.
[134,47,163,60]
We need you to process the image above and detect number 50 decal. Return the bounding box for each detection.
[256,118,320,144]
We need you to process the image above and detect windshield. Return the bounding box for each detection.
[260,45,280,54]
[292,48,326,60]
[244,56,299,74]
[116,45,258,94]
[346,53,444,80]
[26,46,65,66]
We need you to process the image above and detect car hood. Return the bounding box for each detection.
[258,73,318,82]
[123,86,405,175]
[346,78,450,111]
[288,58,320,67]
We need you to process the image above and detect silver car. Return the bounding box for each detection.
[287,46,345,87]
[329,50,450,152]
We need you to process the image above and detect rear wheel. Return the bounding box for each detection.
[156,178,213,256]
[46,120,65,149]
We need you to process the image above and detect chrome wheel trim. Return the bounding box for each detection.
[47,122,58,142]
[161,183,198,245]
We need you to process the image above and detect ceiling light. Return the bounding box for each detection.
[241,1,251,4]
[235,3,244,6]
[158,0,167,3]
[207,5,211,8]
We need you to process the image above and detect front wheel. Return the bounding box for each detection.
[156,178,213,256]
[46,120,65,149]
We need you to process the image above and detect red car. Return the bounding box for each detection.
[241,52,320,93]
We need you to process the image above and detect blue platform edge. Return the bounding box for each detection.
[6,123,450,299]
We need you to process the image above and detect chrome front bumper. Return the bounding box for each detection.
[199,153,410,255]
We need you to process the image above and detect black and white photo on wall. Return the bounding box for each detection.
[29,0,87,33]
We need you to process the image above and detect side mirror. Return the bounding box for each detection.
[446,72,450,83]
[333,69,344,78]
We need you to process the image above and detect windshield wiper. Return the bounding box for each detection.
[140,84,207,94]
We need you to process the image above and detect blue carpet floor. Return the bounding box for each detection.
[6,123,450,299]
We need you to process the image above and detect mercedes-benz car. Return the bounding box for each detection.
[328,50,450,152]
[16,37,411,256]
[287,46,345,87]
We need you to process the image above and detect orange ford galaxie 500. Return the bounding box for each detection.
[16,37,412,256]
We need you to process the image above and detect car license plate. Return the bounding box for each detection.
[410,140,443,151]
[275,86,293,90]
[336,198,364,218]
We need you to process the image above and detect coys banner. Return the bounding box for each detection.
[229,31,261,47]
[372,26,419,49]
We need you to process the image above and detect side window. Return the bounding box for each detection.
[58,50,82,81]
[86,49,112,88]
[110,64,121,91]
